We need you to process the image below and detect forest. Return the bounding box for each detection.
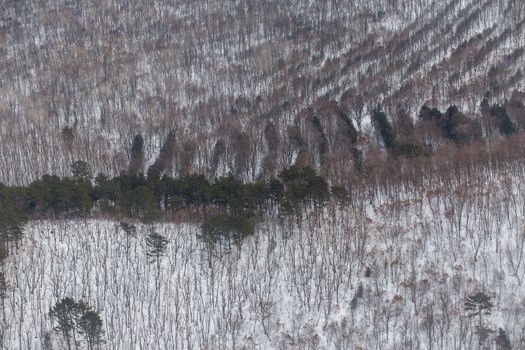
[0,0,524,185]
[0,160,332,261]
[3,132,525,348]
[2,0,525,348]
[3,112,525,348]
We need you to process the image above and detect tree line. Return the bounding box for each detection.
[0,162,334,250]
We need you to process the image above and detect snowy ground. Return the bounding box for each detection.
[2,171,525,349]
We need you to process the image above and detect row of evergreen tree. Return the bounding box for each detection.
[0,163,336,251]
[371,102,520,158]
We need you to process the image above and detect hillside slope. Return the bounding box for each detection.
[1,0,524,184]
[3,164,525,349]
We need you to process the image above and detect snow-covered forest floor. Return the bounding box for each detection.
[3,165,525,349]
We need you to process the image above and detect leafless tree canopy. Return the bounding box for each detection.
[0,0,524,184]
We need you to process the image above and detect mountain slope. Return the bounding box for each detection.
[0,0,524,184]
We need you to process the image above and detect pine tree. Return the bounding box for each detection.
[495,328,511,350]
[490,104,517,136]
[77,310,105,350]
[146,231,169,259]
[465,292,494,324]
[119,222,137,237]
[465,292,495,347]
[71,161,92,183]
[128,134,145,176]
[49,298,89,350]
[61,126,75,146]
[70,161,94,215]
[199,212,255,248]
[146,231,169,303]
[49,298,103,350]
[372,107,396,151]
[0,271,5,298]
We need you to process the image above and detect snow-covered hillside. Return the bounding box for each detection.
[0,0,524,184]
[2,1,525,348]
[3,166,525,349]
